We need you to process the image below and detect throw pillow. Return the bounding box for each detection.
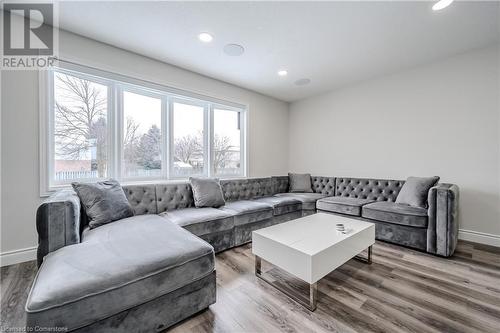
[288,172,313,193]
[396,176,440,208]
[189,177,225,208]
[72,179,134,229]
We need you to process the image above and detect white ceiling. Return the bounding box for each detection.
[57,1,499,102]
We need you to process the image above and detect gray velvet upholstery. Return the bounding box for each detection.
[160,207,234,252]
[374,220,428,251]
[427,184,459,256]
[72,179,134,229]
[189,177,225,208]
[362,201,428,228]
[311,176,336,196]
[218,200,273,226]
[160,208,234,237]
[27,215,215,331]
[288,173,313,193]
[335,177,404,202]
[35,189,81,267]
[122,184,158,215]
[253,196,302,216]
[156,183,195,212]
[32,174,459,332]
[218,201,273,246]
[70,271,216,333]
[396,176,440,208]
[220,177,274,201]
[275,192,328,210]
[316,196,375,216]
[272,176,289,194]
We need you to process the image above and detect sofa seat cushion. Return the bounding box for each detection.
[275,192,328,210]
[253,196,302,216]
[26,215,214,331]
[362,202,428,228]
[160,207,234,236]
[218,200,273,226]
[317,196,375,216]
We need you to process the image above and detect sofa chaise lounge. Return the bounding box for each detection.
[26,175,458,332]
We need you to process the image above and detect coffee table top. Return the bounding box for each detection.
[252,213,374,256]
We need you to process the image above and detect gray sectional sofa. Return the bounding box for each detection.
[27,175,458,332]
[315,177,459,257]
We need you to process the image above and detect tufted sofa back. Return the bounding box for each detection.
[273,175,335,196]
[121,178,276,215]
[156,183,195,213]
[123,183,196,215]
[335,177,404,202]
[220,177,274,202]
[118,176,403,217]
[311,176,336,196]
[123,184,158,215]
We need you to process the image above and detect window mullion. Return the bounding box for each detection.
[162,96,169,180]
[206,104,213,177]
[168,98,175,180]
[114,85,124,180]
[240,110,246,177]
[106,83,115,180]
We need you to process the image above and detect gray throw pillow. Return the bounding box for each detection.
[189,177,225,208]
[396,176,440,208]
[288,173,313,193]
[72,179,134,229]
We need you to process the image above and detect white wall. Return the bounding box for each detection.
[289,46,500,245]
[0,30,289,265]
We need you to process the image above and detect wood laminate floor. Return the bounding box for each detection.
[1,240,500,333]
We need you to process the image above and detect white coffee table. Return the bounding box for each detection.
[252,213,375,311]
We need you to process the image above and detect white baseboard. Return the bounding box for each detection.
[0,246,37,267]
[458,229,500,247]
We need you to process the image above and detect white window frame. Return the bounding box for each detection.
[169,97,209,179]
[211,104,246,178]
[39,61,248,196]
[118,85,165,182]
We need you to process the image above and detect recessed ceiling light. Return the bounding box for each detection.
[223,44,245,56]
[278,70,288,76]
[198,32,213,43]
[295,78,311,86]
[432,0,454,11]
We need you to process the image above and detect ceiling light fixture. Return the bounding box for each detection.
[432,0,454,11]
[198,32,213,43]
[278,70,288,76]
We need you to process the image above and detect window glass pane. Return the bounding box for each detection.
[213,109,242,176]
[122,91,162,178]
[172,102,205,177]
[53,72,108,182]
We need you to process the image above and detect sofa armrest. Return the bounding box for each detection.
[36,189,81,267]
[427,183,459,257]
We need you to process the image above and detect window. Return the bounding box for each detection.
[41,63,246,193]
[213,108,242,177]
[122,91,162,179]
[171,100,206,178]
[53,71,110,183]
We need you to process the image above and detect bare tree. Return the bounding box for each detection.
[213,134,234,174]
[54,74,108,177]
[173,133,235,173]
[123,116,140,164]
[174,135,202,165]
